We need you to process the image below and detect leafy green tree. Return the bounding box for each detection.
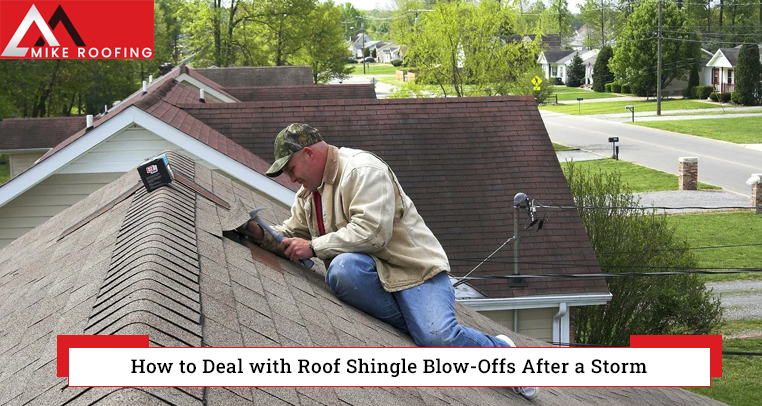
[566,53,586,87]
[339,3,364,40]
[247,0,316,66]
[566,163,722,346]
[511,66,555,103]
[177,0,245,67]
[580,0,616,48]
[295,1,352,84]
[735,43,762,105]
[592,45,613,92]
[515,0,546,34]
[684,63,700,98]
[395,1,539,97]
[610,0,701,97]
[540,0,575,41]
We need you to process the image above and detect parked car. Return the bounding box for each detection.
[362,57,376,63]
[343,57,358,64]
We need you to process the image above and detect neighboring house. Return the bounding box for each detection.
[0,117,83,177]
[349,33,375,58]
[503,34,563,50]
[179,96,613,344]
[376,43,401,63]
[222,85,376,102]
[706,45,762,93]
[195,66,313,87]
[0,151,724,405]
[700,48,715,87]
[538,49,599,86]
[569,27,588,51]
[0,65,297,249]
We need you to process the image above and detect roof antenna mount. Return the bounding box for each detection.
[199,88,206,103]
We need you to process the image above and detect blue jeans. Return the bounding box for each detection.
[325,253,510,347]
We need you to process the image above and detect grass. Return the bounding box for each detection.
[539,99,721,115]
[553,143,576,151]
[559,158,719,193]
[634,116,762,144]
[0,155,9,186]
[666,212,762,282]
[347,63,401,75]
[376,76,401,86]
[684,337,762,406]
[551,87,622,101]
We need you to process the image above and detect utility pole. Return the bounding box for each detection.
[656,0,662,116]
[362,21,366,75]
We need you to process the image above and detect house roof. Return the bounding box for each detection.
[0,152,726,405]
[177,96,609,299]
[721,48,740,66]
[195,66,314,87]
[0,117,85,152]
[223,85,377,102]
[0,66,298,211]
[504,34,563,50]
[542,50,576,64]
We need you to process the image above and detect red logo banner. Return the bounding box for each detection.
[630,335,722,377]
[57,335,149,377]
[0,0,154,59]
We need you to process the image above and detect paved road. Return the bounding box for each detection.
[542,110,762,195]
[331,74,397,99]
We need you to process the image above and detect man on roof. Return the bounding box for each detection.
[241,123,539,400]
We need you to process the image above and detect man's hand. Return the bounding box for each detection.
[281,237,313,263]
[238,221,264,243]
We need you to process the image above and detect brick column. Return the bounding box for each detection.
[751,174,762,214]
[678,157,698,191]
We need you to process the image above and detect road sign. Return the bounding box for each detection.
[531,75,542,91]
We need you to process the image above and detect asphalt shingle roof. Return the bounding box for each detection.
[0,152,726,405]
[542,50,576,63]
[0,117,85,151]
[223,85,377,102]
[195,66,314,87]
[177,97,607,299]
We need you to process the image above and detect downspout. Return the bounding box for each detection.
[553,303,569,346]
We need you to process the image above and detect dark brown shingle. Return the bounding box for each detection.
[178,97,607,298]
[0,117,84,151]
[223,85,376,102]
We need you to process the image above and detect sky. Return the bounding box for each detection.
[334,0,584,13]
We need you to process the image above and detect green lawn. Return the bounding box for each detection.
[0,155,9,185]
[685,337,762,406]
[634,116,762,144]
[666,212,762,282]
[559,158,719,193]
[551,87,622,101]
[347,63,400,75]
[553,143,576,151]
[539,99,721,115]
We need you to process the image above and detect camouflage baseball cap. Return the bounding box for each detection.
[265,123,324,177]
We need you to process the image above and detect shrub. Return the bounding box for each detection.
[682,87,692,98]
[731,91,740,104]
[593,46,614,92]
[709,92,719,102]
[611,82,622,93]
[390,59,403,67]
[605,83,613,92]
[566,162,722,346]
[735,43,762,105]
[718,92,732,103]
[621,84,631,94]
[693,85,713,100]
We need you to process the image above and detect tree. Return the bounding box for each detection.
[540,0,575,41]
[684,63,700,98]
[566,163,722,346]
[246,0,316,66]
[579,0,616,48]
[395,1,539,97]
[511,66,555,103]
[592,45,613,92]
[295,1,352,84]
[609,0,701,97]
[339,3,364,40]
[735,43,762,105]
[566,53,586,87]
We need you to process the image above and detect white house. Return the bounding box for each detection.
[538,49,599,85]
[706,45,762,93]
[376,43,401,63]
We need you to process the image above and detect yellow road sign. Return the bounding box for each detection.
[531,75,542,91]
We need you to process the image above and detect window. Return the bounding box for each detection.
[727,69,733,84]
[551,66,558,77]
[711,68,718,85]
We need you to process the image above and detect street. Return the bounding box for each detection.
[541,110,762,195]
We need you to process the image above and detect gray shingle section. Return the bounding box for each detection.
[0,152,729,406]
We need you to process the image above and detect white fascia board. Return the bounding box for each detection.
[0,148,50,154]
[706,51,731,68]
[0,111,135,209]
[457,293,613,311]
[131,108,295,207]
[176,74,237,103]
[537,53,547,64]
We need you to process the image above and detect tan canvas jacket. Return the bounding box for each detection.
[261,145,450,292]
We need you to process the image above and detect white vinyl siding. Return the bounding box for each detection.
[0,173,121,248]
[477,307,555,342]
[9,152,45,177]
[58,127,212,174]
